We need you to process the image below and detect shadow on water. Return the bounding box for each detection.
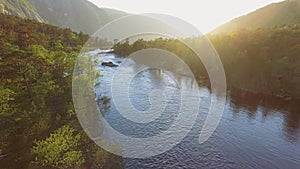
[96,53,300,168]
[228,87,300,142]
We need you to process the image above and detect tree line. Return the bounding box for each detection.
[113,24,300,99]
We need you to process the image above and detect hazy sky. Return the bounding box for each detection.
[88,0,284,33]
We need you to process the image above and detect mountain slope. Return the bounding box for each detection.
[0,0,44,22]
[28,0,127,34]
[212,0,300,34]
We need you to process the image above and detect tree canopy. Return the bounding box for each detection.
[113,24,300,99]
[0,13,122,169]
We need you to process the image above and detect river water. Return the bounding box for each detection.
[94,53,300,169]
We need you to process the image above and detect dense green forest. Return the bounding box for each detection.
[209,26,300,99]
[113,38,209,81]
[1,5,300,168]
[113,24,300,99]
[0,13,122,169]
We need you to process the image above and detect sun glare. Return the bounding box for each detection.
[89,0,284,33]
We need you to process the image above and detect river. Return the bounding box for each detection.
[94,53,300,169]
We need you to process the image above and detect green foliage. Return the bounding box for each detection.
[0,13,122,169]
[113,38,207,79]
[208,24,300,98]
[31,125,85,168]
[0,86,15,116]
[114,23,300,99]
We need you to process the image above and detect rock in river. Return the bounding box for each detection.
[101,61,118,67]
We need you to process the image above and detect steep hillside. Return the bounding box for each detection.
[29,0,127,34]
[0,0,43,22]
[212,0,300,33]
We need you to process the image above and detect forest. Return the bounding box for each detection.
[1,8,300,169]
[0,13,122,169]
[113,24,300,99]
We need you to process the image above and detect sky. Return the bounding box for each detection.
[88,0,284,33]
